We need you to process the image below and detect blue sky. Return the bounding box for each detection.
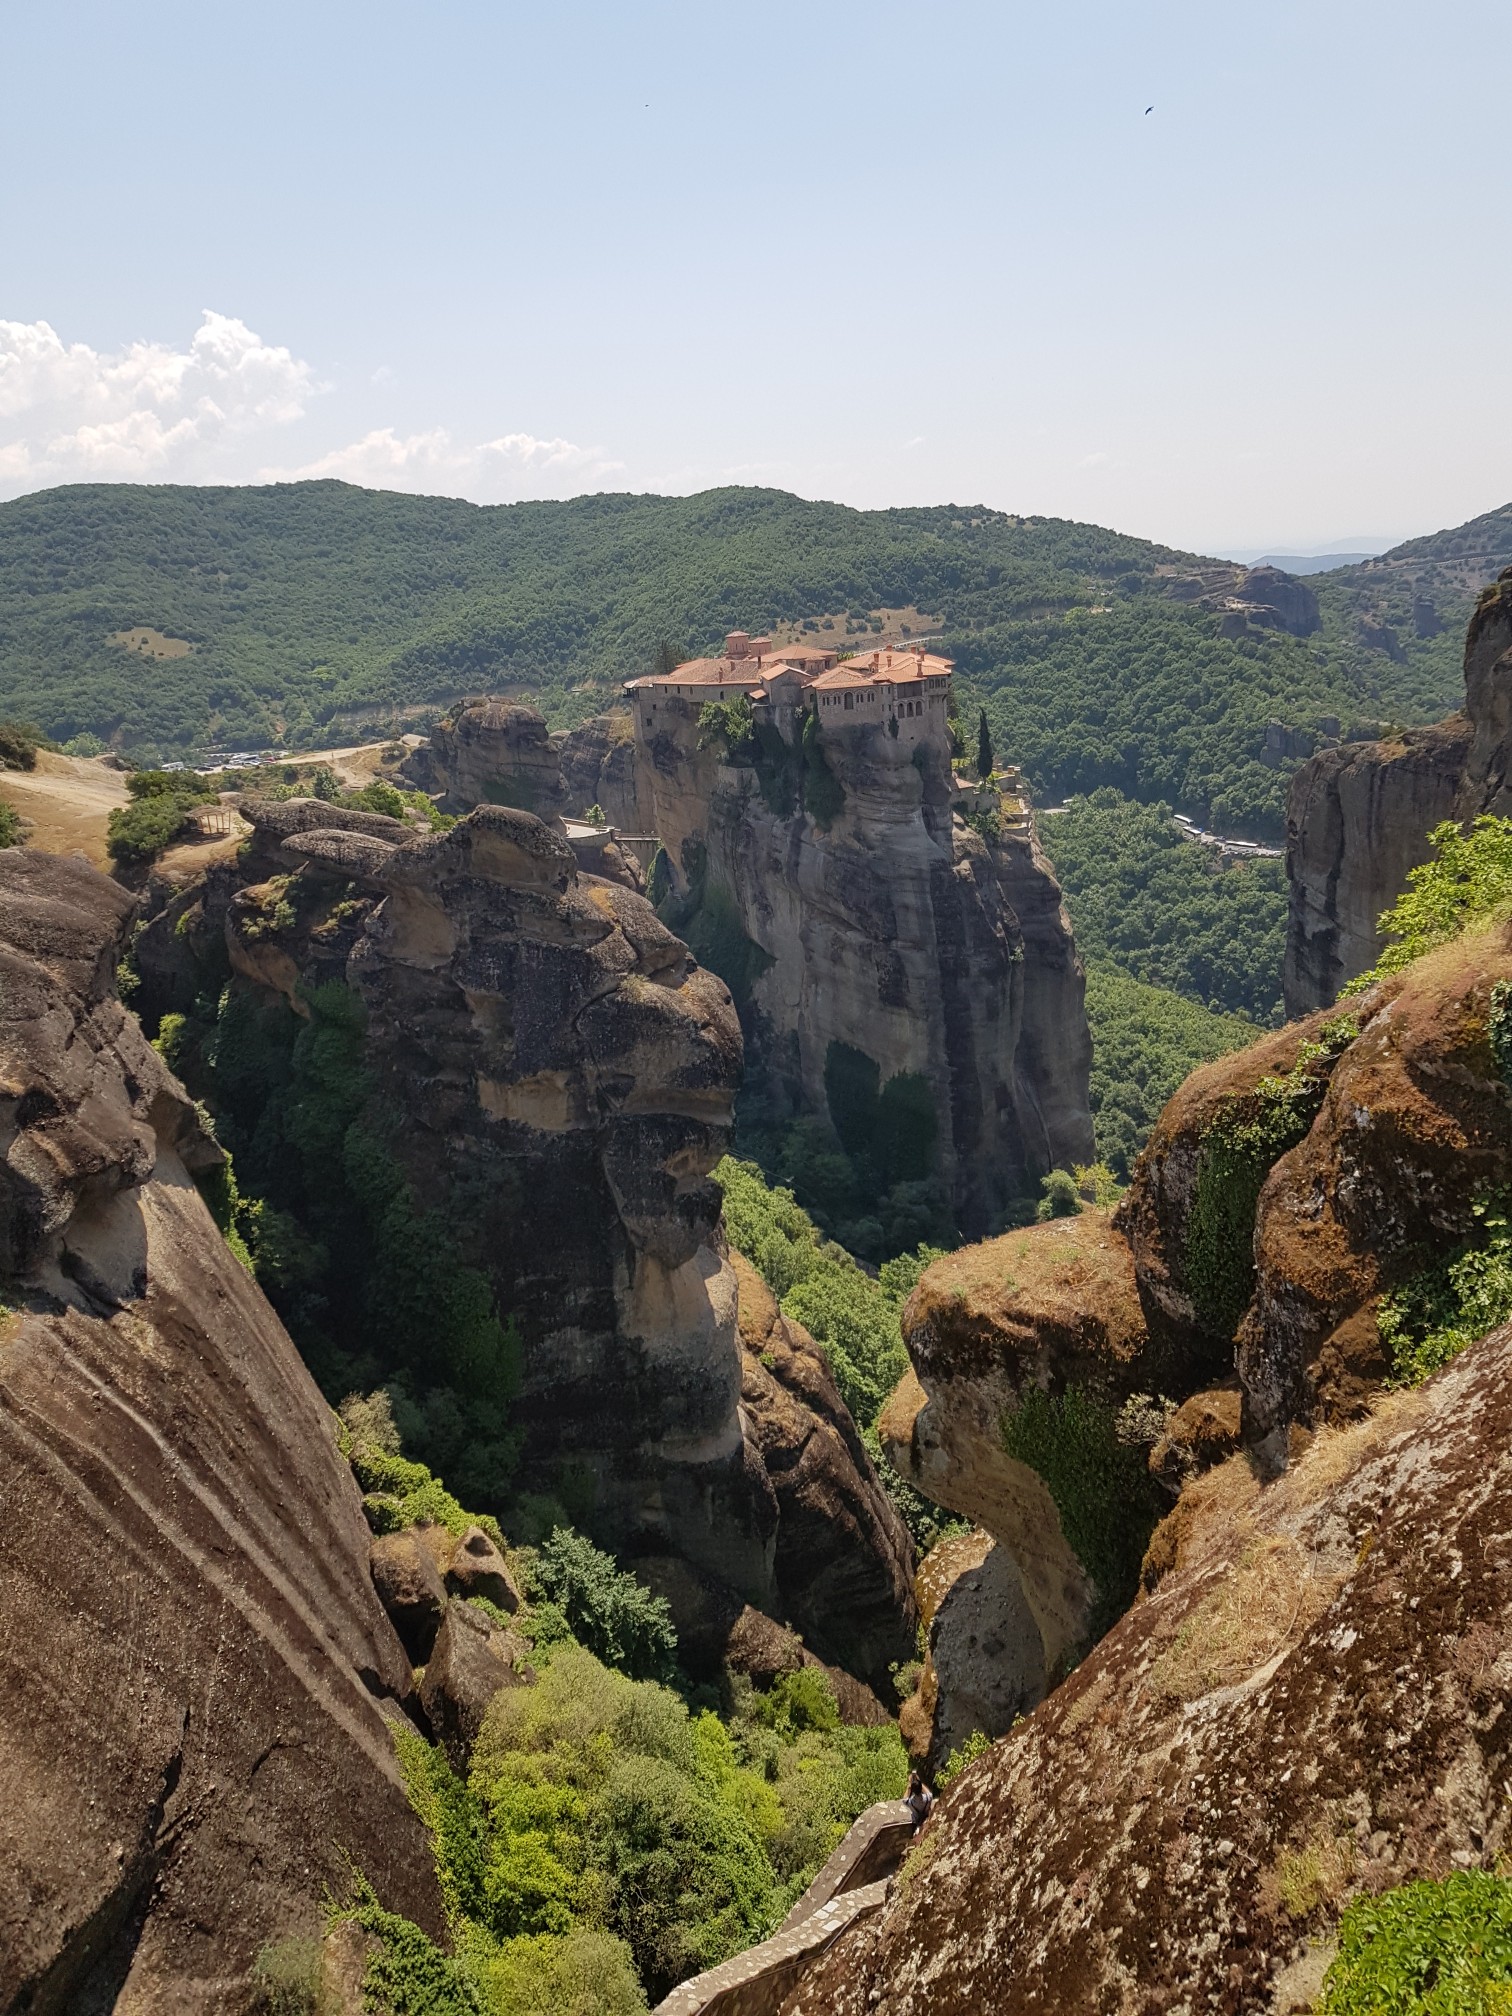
[1,0,1507,551]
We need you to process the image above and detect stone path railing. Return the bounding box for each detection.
[652,1801,916,2016]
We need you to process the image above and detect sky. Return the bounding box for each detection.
[1,0,1508,554]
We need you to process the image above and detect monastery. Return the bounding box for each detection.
[625,630,954,747]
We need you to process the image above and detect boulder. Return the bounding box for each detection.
[407,700,569,819]
[280,827,398,886]
[444,1523,521,1613]
[240,795,410,845]
[783,1318,1512,2015]
[0,850,441,2010]
[419,1599,532,1767]
[369,1529,448,1661]
[899,1529,1043,1774]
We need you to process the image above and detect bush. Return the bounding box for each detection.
[1185,1019,1356,1336]
[251,1936,321,2015]
[1320,1871,1512,2014]
[1379,1195,1512,1387]
[1036,1169,1082,1220]
[0,800,22,849]
[936,1728,991,1789]
[468,1929,648,2016]
[1350,816,1512,986]
[527,1529,677,1683]
[0,720,46,770]
[1000,1383,1163,1630]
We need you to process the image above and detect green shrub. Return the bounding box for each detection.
[588,1751,777,1999]
[697,694,756,758]
[0,799,21,849]
[1000,1383,1163,1630]
[465,1928,648,2016]
[1379,1195,1512,1387]
[1349,816,1512,987]
[936,1728,991,1789]
[749,1666,840,1741]
[1185,1020,1356,1335]
[1036,1169,1082,1220]
[1320,1871,1512,2014]
[250,1936,321,2015]
[107,791,198,864]
[527,1530,677,1683]
[332,1878,481,2016]
[0,720,47,770]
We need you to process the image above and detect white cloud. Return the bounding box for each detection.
[0,311,624,504]
[0,310,314,488]
[268,425,625,502]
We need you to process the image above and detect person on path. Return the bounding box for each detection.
[905,1769,934,1835]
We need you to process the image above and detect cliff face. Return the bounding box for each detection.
[882,919,1512,1741]
[785,1318,1512,2016]
[1285,566,1512,1012]
[338,805,916,1688]
[0,851,441,2012]
[401,698,568,818]
[636,705,1093,1235]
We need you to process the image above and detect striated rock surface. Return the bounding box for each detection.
[635,698,1092,1235]
[418,1599,531,1769]
[0,850,440,2012]
[784,1320,1512,2015]
[557,709,645,827]
[1286,567,1512,1011]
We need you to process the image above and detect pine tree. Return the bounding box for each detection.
[976,708,995,781]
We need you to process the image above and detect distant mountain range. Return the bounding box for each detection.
[0,481,1506,837]
[1258,552,1378,575]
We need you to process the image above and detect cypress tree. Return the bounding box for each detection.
[976,708,995,781]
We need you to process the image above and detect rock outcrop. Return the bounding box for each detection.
[1286,567,1512,1012]
[346,805,915,1689]
[884,921,1512,1701]
[731,1251,918,1686]
[898,1528,1042,1774]
[783,1318,1512,2015]
[0,850,441,2012]
[558,709,645,827]
[636,698,1093,1235]
[401,699,568,818]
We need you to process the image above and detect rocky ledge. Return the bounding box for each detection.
[785,1314,1512,2014]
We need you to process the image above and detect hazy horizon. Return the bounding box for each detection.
[3,0,1507,553]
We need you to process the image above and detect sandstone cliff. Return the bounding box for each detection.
[158,798,917,1693]
[882,918,1512,1741]
[347,806,914,1687]
[1286,566,1512,1011]
[635,701,1093,1236]
[786,1316,1512,2015]
[0,851,441,2012]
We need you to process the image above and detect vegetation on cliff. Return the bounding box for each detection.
[164,976,523,1507]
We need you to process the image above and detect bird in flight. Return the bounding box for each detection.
[1145,104,1154,114]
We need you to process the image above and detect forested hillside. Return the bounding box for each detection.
[1,482,1502,834]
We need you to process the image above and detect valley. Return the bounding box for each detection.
[2,487,1512,2016]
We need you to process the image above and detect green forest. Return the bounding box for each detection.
[1036,790,1284,1172]
[1,483,1504,839]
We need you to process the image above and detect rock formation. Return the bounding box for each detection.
[0,850,441,2012]
[557,708,645,828]
[337,803,916,1691]
[632,691,1093,1236]
[784,1317,1512,2015]
[401,698,568,819]
[1285,566,1512,1012]
[883,921,1512,1712]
